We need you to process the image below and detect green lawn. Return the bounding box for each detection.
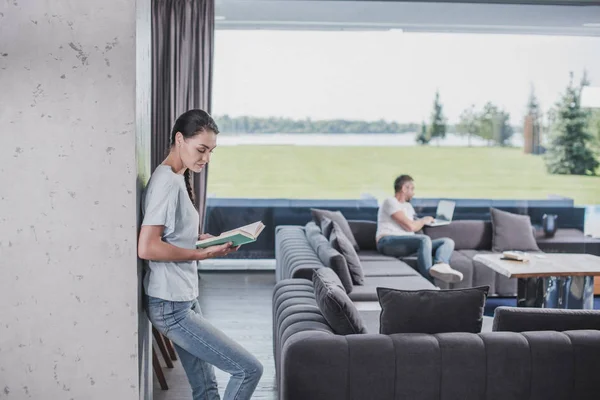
[206,146,600,205]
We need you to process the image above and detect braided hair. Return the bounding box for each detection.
[170,109,219,205]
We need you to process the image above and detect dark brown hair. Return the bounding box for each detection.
[170,109,219,205]
[394,174,413,193]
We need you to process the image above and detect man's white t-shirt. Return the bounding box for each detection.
[376,197,416,241]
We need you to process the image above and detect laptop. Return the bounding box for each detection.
[424,200,456,227]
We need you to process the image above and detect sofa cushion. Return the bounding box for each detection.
[360,260,420,277]
[349,220,378,251]
[306,226,354,293]
[490,208,540,252]
[311,208,360,250]
[317,246,354,294]
[348,276,437,302]
[377,285,490,334]
[358,309,382,334]
[312,268,368,335]
[320,216,334,239]
[357,250,399,262]
[330,222,365,285]
[424,220,492,250]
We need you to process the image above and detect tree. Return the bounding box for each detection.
[527,85,541,117]
[427,90,447,144]
[415,121,430,145]
[470,102,513,146]
[544,72,599,175]
[457,105,478,147]
[590,110,600,151]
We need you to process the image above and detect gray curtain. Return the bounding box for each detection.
[152,0,215,231]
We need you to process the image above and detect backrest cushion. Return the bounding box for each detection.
[377,285,489,334]
[424,220,492,250]
[313,268,368,335]
[311,208,360,250]
[490,208,540,252]
[330,221,365,285]
[306,226,354,293]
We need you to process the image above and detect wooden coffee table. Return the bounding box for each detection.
[473,253,600,309]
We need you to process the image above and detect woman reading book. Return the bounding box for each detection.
[138,109,263,400]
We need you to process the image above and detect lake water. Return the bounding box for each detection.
[218,132,524,147]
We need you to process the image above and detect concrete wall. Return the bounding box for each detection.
[0,1,140,399]
[136,0,153,398]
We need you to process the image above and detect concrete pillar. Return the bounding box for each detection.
[0,0,148,398]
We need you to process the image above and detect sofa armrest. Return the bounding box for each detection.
[492,306,600,332]
[348,220,377,251]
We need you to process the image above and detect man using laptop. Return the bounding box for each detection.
[376,174,463,283]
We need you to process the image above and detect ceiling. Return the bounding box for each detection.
[215,0,600,36]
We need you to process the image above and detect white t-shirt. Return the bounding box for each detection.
[142,166,200,301]
[376,197,416,240]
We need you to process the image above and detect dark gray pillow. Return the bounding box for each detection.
[320,216,334,239]
[377,285,489,334]
[311,208,360,250]
[490,208,540,252]
[330,222,365,285]
[307,229,354,293]
[313,268,367,335]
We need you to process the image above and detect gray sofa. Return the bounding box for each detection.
[273,278,600,400]
[276,219,518,297]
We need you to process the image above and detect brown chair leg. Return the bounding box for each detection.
[153,326,174,368]
[163,336,178,361]
[153,346,169,390]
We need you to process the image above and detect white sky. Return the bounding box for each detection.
[213,30,600,125]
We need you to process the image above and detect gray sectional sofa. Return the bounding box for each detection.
[273,217,600,400]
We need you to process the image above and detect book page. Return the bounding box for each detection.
[217,221,264,238]
[241,221,264,236]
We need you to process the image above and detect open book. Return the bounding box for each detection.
[195,221,265,249]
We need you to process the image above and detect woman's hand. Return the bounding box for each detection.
[198,242,240,260]
[198,233,214,241]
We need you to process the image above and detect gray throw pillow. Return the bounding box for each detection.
[306,228,354,293]
[377,286,489,334]
[313,268,367,335]
[311,208,360,251]
[320,216,334,239]
[490,208,540,252]
[330,222,365,285]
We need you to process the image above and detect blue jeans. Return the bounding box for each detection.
[377,235,455,280]
[146,296,263,400]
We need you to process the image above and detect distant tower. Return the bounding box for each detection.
[524,115,533,154]
[524,85,541,154]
